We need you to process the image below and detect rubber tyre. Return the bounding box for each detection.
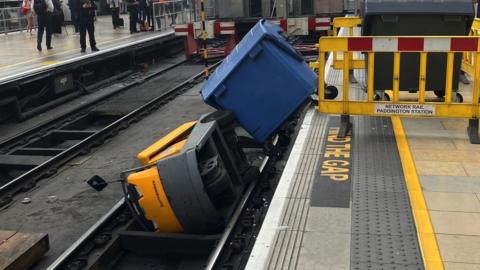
[325,85,339,100]
[454,93,464,103]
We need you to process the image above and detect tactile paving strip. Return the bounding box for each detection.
[350,116,423,270]
[266,112,328,270]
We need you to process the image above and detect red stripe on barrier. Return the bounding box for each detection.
[308,18,316,31]
[348,37,373,51]
[398,37,424,51]
[175,28,188,32]
[188,23,194,35]
[220,26,235,31]
[280,20,288,32]
[214,21,221,34]
[316,22,330,27]
[450,38,478,51]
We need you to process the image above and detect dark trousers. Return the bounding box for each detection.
[128,7,138,32]
[37,14,52,47]
[80,20,96,49]
[139,4,150,24]
[70,9,79,32]
[111,7,120,28]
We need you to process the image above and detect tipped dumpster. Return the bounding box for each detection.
[201,19,317,143]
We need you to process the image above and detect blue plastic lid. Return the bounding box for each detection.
[201,19,303,105]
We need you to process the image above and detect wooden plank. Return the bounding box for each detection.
[0,230,49,270]
[0,231,16,244]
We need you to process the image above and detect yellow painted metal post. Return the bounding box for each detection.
[473,53,480,118]
[419,52,427,104]
[393,52,401,103]
[200,0,209,78]
[348,27,354,73]
[318,52,326,103]
[333,26,339,64]
[445,52,454,104]
[367,52,375,102]
[343,50,350,114]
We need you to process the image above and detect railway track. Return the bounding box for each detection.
[0,60,221,207]
[45,108,303,270]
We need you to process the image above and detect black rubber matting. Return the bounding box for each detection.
[310,116,353,208]
[350,116,424,270]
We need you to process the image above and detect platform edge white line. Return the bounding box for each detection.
[244,40,339,270]
[243,23,343,269]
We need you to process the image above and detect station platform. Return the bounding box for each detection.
[246,35,480,270]
[0,15,174,85]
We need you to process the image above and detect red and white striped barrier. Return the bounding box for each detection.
[174,21,237,60]
[268,19,288,32]
[309,17,331,31]
[334,37,480,52]
[269,17,330,35]
[175,21,236,38]
[214,21,235,35]
[174,24,193,37]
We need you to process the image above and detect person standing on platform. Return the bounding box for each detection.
[68,0,80,33]
[51,0,64,35]
[79,0,99,53]
[138,0,147,31]
[107,0,121,29]
[32,0,54,51]
[21,0,34,36]
[126,0,139,33]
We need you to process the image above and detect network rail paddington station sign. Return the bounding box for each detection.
[375,104,435,116]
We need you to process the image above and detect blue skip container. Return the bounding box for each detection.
[201,19,317,143]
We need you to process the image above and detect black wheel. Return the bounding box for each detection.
[453,93,464,103]
[325,85,338,100]
[434,90,445,98]
[374,94,382,101]
[383,93,390,101]
[278,133,291,147]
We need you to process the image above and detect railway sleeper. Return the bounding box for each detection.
[51,109,298,269]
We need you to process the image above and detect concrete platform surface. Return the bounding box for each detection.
[0,15,174,84]
[246,25,480,270]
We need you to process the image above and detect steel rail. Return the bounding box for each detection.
[204,135,279,270]
[0,61,221,204]
[46,199,127,270]
[0,60,187,150]
[47,135,279,270]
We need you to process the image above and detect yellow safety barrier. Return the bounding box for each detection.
[332,17,362,37]
[314,35,480,143]
[331,17,365,71]
[462,18,480,76]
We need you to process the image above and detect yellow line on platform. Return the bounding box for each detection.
[0,35,133,71]
[391,116,444,270]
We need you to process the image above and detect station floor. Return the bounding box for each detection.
[247,56,480,269]
[0,15,173,83]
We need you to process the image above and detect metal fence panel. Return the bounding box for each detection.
[0,7,38,34]
[152,0,194,32]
